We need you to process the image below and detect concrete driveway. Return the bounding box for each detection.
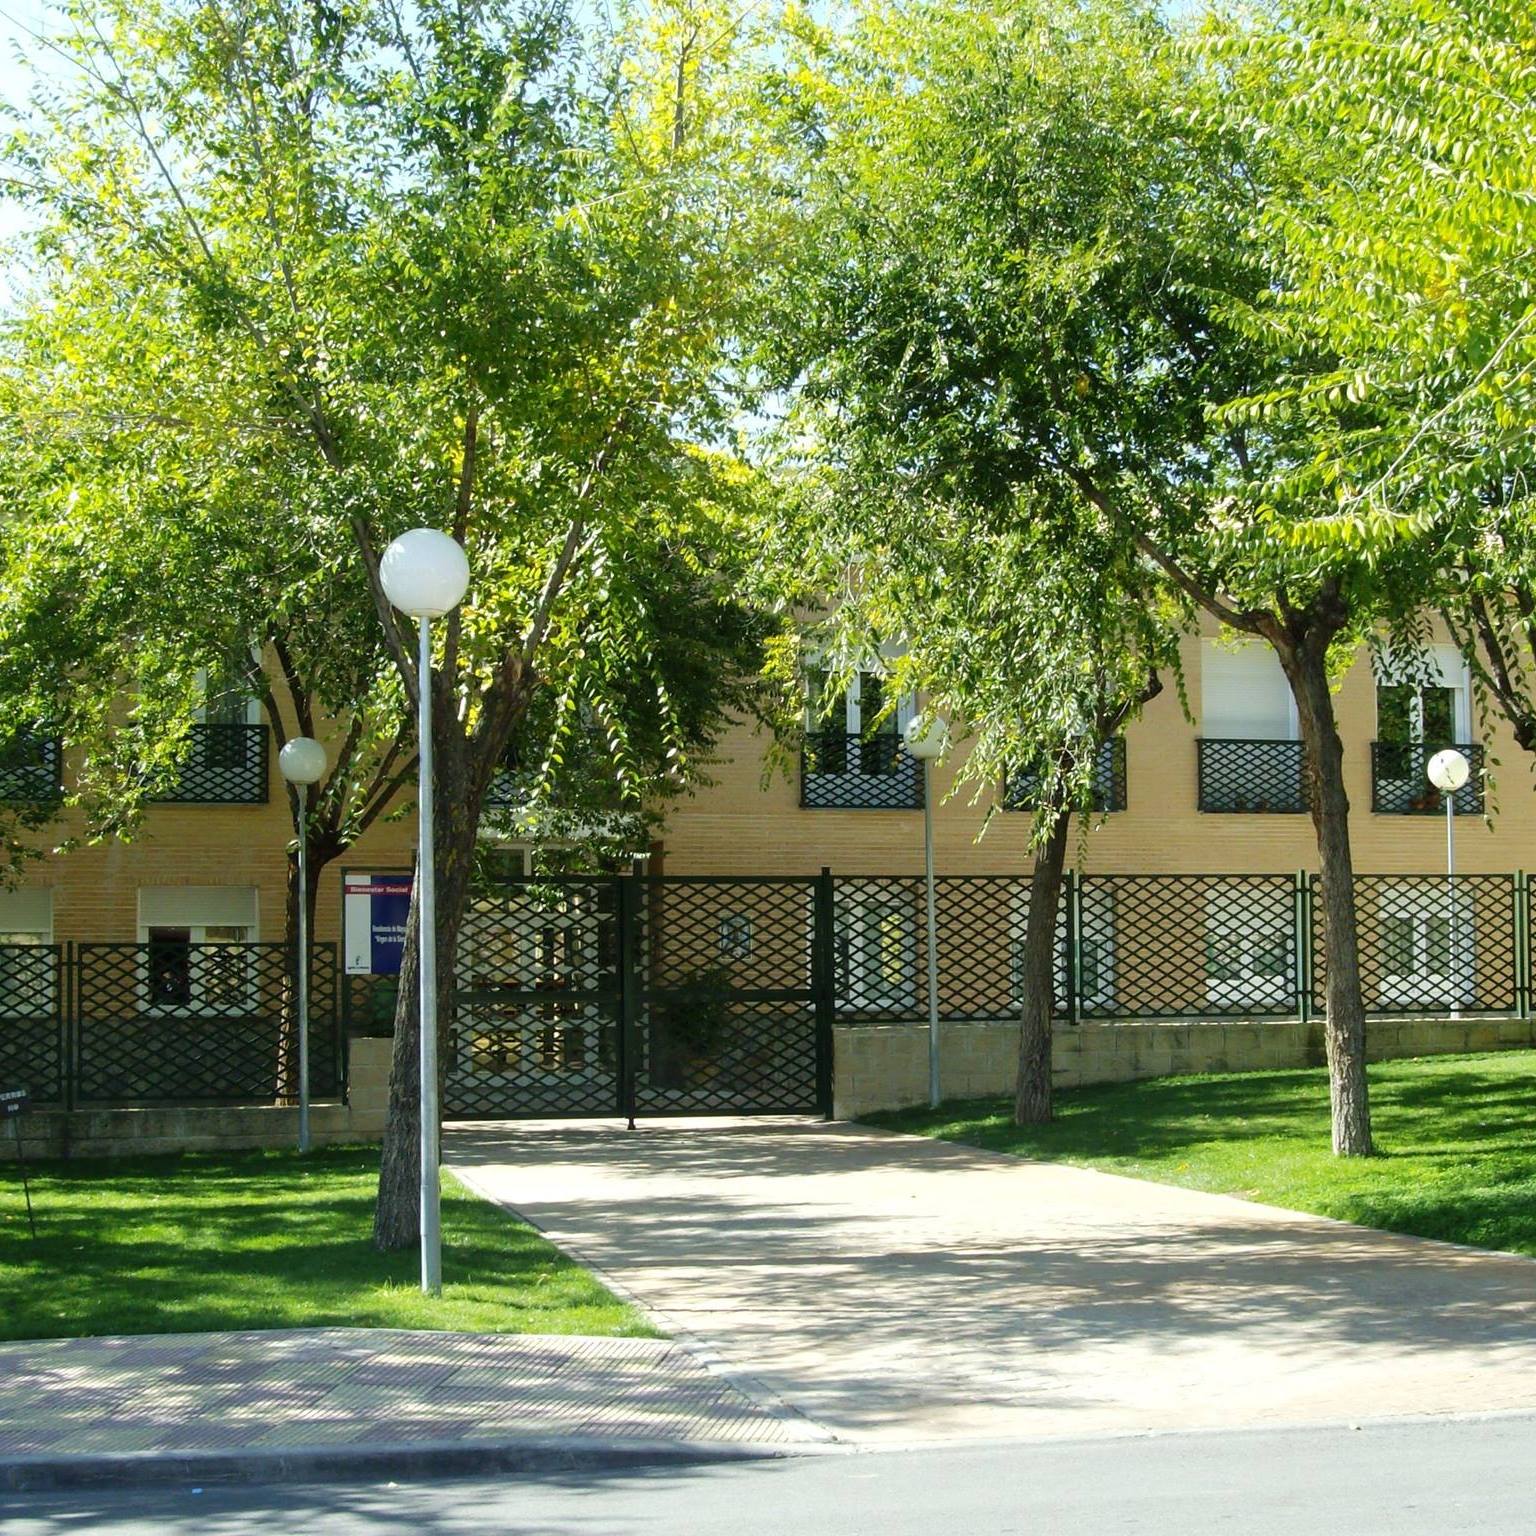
[447,1118,1536,1445]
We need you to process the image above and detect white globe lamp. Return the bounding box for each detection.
[378,527,469,1297]
[902,713,948,1110]
[1426,748,1470,794]
[278,734,327,1155]
[903,715,949,762]
[379,528,470,619]
[278,735,327,786]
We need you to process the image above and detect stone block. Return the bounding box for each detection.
[1465,1022,1502,1053]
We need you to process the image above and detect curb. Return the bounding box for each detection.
[0,1433,807,1495]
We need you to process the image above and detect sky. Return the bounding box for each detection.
[0,0,1205,270]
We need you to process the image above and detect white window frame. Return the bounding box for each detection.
[137,888,260,1016]
[0,889,57,1015]
[834,890,919,1013]
[1373,645,1472,742]
[1204,894,1292,1013]
[1200,641,1299,741]
[1377,887,1475,1010]
[1009,886,1114,1015]
[194,650,263,727]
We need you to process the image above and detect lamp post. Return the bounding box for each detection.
[379,527,471,1297]
[278,735,327,1153]
[1427,748,1471,1018]
[903,715,948,1110]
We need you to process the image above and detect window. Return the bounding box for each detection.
[1204,896,1292,1012]
[1009,885,1114,1015]
[1199,644,1305,812]
[1375,644,1467,741]
[807,669,908,774]
[137,887,258,1014]
[1375,646,1469,747]
[196,648,262,771]
[834,893,918,1012]
[1377,889,1473,1009]
[802,663,922,808]
[0,888,55,1015]
[1373,646,1474,812]
[1202,643,1296,740]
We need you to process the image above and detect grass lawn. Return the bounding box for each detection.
[0,1144,655,1342]
[867,1049,1536,1259]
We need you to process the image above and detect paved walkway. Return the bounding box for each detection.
[0,1328,823,1487]
[449,1117,1536,1445]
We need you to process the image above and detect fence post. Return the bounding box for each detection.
[1293,871,1312,1025]
[1516,871,1530,1023]
[1066,871,1083,1026]
[813,867,836,1119]
[617,874,640,1128]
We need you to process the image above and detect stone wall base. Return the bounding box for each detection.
[833,1015,1536,1119]
[12,1038,393,1160]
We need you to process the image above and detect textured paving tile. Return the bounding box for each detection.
[0,1330,821,1459]
[449,1117,1536,1446]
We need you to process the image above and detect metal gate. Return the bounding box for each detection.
[447,873,833,1119]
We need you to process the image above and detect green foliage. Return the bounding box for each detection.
[1200,0,1536,758]
[758,0,1210,832]
[652,964,735,1058]
[0,0,787,875]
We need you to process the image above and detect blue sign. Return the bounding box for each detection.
[343,872,414,975]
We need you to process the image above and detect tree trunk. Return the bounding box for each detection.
[372,734,480,1251]
[1282,631,1375,1157]
[1014,806,1071,1125]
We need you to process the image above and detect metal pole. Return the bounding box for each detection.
[923,760,940,1109]
[13,1117,35,1240]
[297,789,311,1153]
[1446,786,1459,1020]
[418,616,442,1296]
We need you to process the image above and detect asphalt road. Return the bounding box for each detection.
[5,1414,1536,1535]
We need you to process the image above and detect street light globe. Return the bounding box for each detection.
[379,528,470,619]
[278,736,328,786]
[1427,748,1471,793]
[903,715,949,762]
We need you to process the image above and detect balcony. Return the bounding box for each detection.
[1004,738,1127,813]
[801,732,923,810]
[0,734,62,803]
[1197,739,1308,813]
[1371,741,1484,815]
[148,724,269,805]
[483,728,614,814]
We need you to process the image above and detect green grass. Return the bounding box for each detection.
[0,1144,656,1342]
[867,1049,1536,1258]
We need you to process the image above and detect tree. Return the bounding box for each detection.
[1200,0,1536,776]
[772,467,1177,1123]
[0,416,414,1096]
[761,0,1428,1154]
[3,0,786,1241]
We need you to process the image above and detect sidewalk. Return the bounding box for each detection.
[449,1116,1536,1445]
[0,1328,830,1492]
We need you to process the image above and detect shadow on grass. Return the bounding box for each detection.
[0,1144,646,1342]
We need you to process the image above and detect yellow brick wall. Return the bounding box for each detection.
[15,619,1536,943]
[660,628,1536,877]
[10,746,416,946]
